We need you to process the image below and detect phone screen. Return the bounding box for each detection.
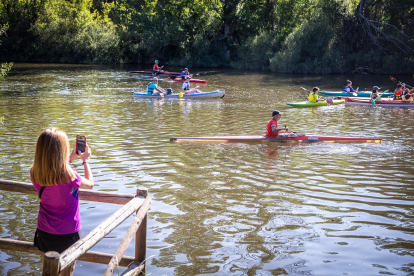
[76,136,86,153]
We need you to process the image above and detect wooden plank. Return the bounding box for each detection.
[103,197,152,276]
[59,196,145,271]
[42,251,60,276]
[135,216,147,263]
[135,187,148,267]
[120,262,145,276]
[0,238,135,267]
[0,179,135,204]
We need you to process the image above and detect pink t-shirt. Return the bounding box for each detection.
[32,172,82,235]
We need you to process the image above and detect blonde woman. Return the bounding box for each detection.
[31,127,93,276]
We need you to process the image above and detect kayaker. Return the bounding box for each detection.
[402,89,413,101]
[147,77,166,95]
[182,76,191,93]
[153,60,163,73]
[266,110,288,137]
[181,76,199,94]
[371,86,382,102]
[180,68,191,78]
[308,87,325,102]
[343,80,357,94]
[394,83,405,100]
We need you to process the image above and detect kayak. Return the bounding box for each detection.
[133,90,225,98]
[128,71,181,76]
[286,100,345,107]
[319,91,394,97]
[168,77,207,84]
[344,97,414,107]
[170,135,382,144]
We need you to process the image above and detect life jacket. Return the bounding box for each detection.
[147,82,155,94]
[182,82,190,91]
[153,64,159,71]
[308,93,317,103]
[394,89,403,100]
[402,94,412,101]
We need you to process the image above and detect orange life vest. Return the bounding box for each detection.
[394,89,403,100]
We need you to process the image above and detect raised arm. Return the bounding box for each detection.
[79,143,94,189]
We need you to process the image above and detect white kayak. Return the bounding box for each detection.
[133,90,225,99]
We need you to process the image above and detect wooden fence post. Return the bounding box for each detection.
[42,251,60,276]
[135,187,148,273]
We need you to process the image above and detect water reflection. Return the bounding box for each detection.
[0,64,414,276]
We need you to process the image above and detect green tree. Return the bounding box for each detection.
[0,24,12,78]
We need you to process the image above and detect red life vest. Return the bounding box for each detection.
[394,89,403,100]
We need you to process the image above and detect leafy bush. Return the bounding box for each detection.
[31,0,122,63]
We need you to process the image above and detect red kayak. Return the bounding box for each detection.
[128,71,181,76]
[170,134,382,144]
[343,97,414,107]
[168,77,207,83]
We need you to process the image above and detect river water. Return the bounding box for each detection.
[0,63,413,276]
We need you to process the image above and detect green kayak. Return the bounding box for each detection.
[286,100,345,107]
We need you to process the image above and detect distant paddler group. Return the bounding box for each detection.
[287,77,414,108]
[133,61,219,98]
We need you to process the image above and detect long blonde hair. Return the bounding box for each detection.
[31,127,76,186]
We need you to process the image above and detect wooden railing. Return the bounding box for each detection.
[0,179,152,276]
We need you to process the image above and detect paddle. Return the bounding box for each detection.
[371,89,389,104]
[389,76,414,89]
[300,87,333,105]
[153,62,168,75]
[179,85,200,98]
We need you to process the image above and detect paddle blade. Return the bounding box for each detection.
[353,93,358,96]
[389,76,397,82]
[160,93,164,98]
[326,98,333,105]
[179,92,184,98]
[371,99,376,105]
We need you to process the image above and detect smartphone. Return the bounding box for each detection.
[76,135,86,153]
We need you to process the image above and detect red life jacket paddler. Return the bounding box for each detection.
[266,119,279,137]
[153,64,159,71]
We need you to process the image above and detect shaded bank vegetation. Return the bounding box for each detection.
[0,0,413,74]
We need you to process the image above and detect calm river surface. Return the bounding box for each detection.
[0,63,413,276]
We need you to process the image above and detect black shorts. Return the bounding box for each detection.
[34,228,81,254]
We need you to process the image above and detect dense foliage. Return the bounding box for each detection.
[0,0,413,73]
[0,24,12,77]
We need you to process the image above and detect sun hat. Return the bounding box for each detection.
[153,77,158,81]
[184,68,188,71]
[373,86,380,90]
[155,60,159,63]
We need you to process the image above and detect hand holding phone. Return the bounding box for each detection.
[76,135,86,154]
